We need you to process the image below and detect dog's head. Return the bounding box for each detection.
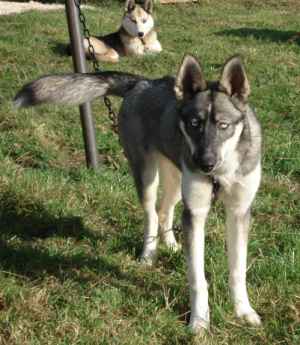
[122,0,154,38]
[175,55,250,175]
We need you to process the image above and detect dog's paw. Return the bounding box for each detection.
[165,241,182,252]
[188,317,210,335]
[236,305,262,326]
[160,229,181,252]
[239,311,262,326]
[139,250,156,266]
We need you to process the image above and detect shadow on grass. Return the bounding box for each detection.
[0,188,190,326]
[0,239,126,283]
[0,190,97,240]
[216,27,300,45]
[0,190,137,283]
[50,41,71,58]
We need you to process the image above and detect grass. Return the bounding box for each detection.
[0,1,299,344]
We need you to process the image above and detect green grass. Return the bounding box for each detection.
[0,1,299,344]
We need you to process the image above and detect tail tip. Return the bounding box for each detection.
[13,88,35,108]
[13,95,25,108]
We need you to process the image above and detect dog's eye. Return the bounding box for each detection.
[190,118,201,128]
[131,18,137,24]
[218,122,229,130]
[142,18,147,24]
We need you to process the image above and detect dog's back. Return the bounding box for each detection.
[118,76,183,167]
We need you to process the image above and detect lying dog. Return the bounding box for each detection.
[14,55,262,333]
[83,0,162,63]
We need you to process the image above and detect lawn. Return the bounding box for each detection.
[0,1,299,344]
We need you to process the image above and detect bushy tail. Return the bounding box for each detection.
[14,71,146,108]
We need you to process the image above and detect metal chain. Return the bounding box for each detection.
[74,0,118,134]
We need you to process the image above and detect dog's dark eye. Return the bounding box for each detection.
[218,122,230,130]
[142,19,147,24]
[190,118,201,128]
[131,18,137,24]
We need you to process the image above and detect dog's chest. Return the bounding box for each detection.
[217,174,239,195]
[143,31,162,53]
[216,164,245,196]
[123,37,145,55]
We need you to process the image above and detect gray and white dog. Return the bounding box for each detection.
[14,55,262,333]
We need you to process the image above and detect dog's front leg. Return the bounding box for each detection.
[182,168,213,333]
[224,171,261,326]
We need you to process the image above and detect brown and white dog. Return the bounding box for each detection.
[83,0,162,63]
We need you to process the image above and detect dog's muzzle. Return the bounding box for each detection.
[192,151,217,173]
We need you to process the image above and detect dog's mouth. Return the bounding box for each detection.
[200,164,219,175]
[210,160,223,172]
[191,154,222,175]
[192,160,223,176]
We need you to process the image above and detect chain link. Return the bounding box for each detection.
[74,0,118,134]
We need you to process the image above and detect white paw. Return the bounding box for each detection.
[188,316,210,334]
[139,250,156,266]
[144,44,162,54]
[165,240,182,252]
[236,305,262,326]
[160,229,181,252]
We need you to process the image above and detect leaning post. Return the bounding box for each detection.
[65,0,98,169]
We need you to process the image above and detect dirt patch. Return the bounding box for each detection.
[0,1,64,15]
[0,1,92,16]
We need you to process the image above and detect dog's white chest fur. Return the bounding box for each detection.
[123,37,145,55]
[122,30,162,56]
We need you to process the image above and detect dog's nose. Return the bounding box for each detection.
[193,152,216,173]
[200,163,215,173]
[138,32,144,38]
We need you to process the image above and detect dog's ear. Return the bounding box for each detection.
[220,56,250,102]
[125,0,136,12]
[142,0,153,13]
[175,55,207,101]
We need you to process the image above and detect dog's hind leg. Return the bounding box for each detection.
[131,152,160,265]
[158,154,181,251]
